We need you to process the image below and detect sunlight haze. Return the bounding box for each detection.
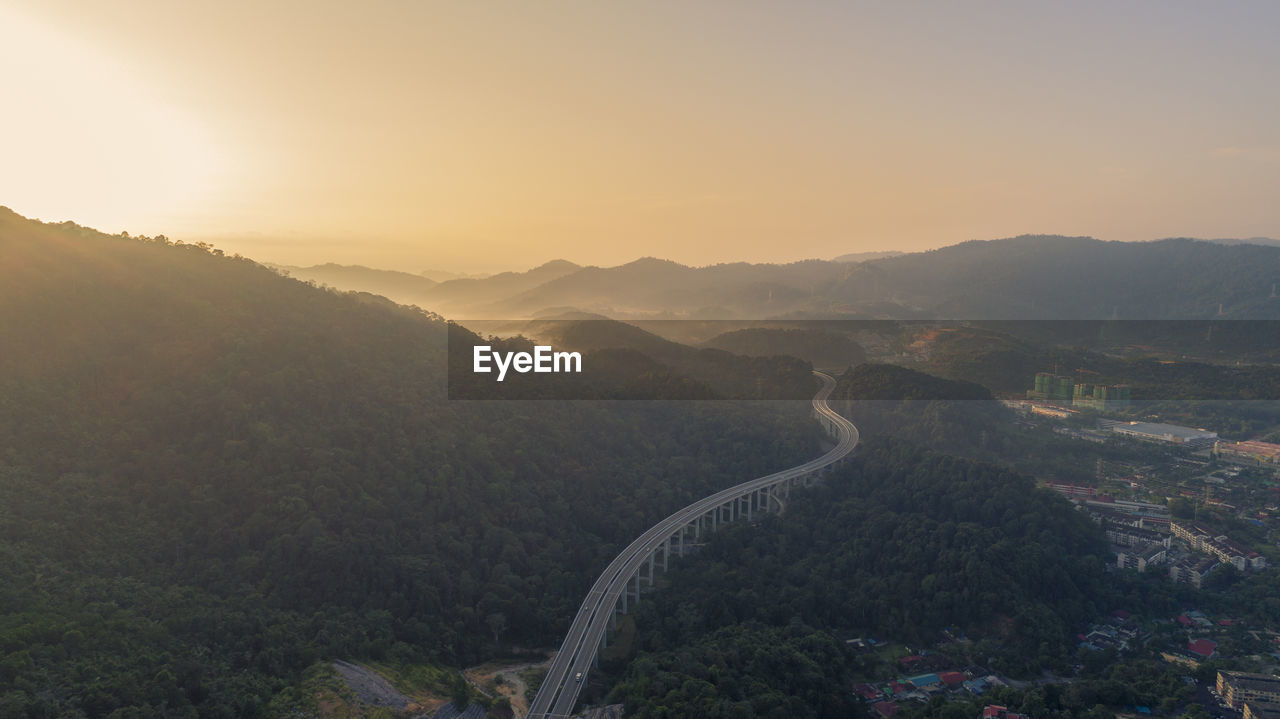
[4,0,1279,272]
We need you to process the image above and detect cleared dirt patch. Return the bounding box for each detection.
[332,660,411,711]
[463,656,553,718]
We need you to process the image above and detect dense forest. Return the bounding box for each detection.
[608,622,857,719]
[827,364,1011,459]
[606,440,1115,716]
[0,209,825,716]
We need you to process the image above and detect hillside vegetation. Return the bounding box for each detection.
[607,440,1114,717]
[0,208,821,716]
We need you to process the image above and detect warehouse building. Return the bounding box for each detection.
[1105,421,1218,449]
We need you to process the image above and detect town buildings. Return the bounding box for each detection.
[1218,671,1280,709]
[1217,440,1280,466]
[1115,542,1167,572]
[1169,557,1220,588]
[1172,521,1267,571]
[1243,701,1280,719]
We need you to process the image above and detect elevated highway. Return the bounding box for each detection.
[527,370,859,718]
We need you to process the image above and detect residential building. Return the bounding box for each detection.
[1046,482,1097,501]
[1107,523,1171,548]
[1073,383,1131,411]
[1172,521,1266,570]
[1084,496,1170,520]
[1217,440,1280,466]
[1244,701,1280,719]
[1169,557,1220,588]
[1115,542,1167,571]
[873,701,899,718]
[1027,373,1076,402]
[1219,671,1280,709]
[1187,639,1217,659]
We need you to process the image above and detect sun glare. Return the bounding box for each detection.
[0,6,231,233]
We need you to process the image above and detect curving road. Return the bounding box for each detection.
[527,370,858,718]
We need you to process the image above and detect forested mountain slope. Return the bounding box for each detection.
[828,235,1280,319]
[607,440,1114,717]
[0,208,820,716]
[270,262,439,306]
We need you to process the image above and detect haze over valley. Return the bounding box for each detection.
[5,2,1280,717]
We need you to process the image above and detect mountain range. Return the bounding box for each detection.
[282,235,1280,320]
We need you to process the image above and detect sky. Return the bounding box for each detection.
[2,1,1278,273]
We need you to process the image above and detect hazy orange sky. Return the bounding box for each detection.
[3,1,1278,273]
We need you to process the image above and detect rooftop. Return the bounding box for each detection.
[908,673,941,687]
[1112,421,1217,441]
[1188,639,1218,658]
[1222,671,1280,692]
[1226,440,1280,457]
[873,701,899,718]
[1244,701,1280,719]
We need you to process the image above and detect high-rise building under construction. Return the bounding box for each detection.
[1073,383,1131,411]
[1027,372,1131,411]
[1027,372,1076,402]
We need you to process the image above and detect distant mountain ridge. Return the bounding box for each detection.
[831,250,906,263]
[422,258,582,313]
[271,262,438,305]
[142,227,1280,321]
[826,235,1280,319]
[467,257,845,319]
[431,235,1280,320]
[1190,237,1280,248]
[418,267,488,282]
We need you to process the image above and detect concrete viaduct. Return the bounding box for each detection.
[526,370,859,718]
